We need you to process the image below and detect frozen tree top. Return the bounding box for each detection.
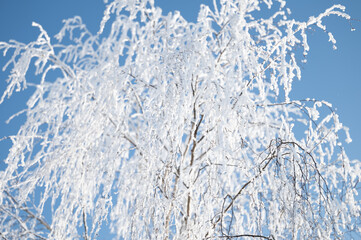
[0,0,360,239]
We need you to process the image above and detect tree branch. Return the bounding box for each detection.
[4,190,52,232]
[217,233,274,239]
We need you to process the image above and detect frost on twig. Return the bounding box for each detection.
[0,0,360,239]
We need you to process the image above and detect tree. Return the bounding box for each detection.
[0,0,360,239]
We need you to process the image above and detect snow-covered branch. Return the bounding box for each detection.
[0,0,359,239]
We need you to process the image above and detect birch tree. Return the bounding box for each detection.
[0,0,360,239]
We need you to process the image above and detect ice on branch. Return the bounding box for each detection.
[0,0,360,239]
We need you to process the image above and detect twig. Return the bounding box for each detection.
[4,190,52,231]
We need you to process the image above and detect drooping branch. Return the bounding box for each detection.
[82,209,88,240]
[4,190,51,232]
[217,234,274,239]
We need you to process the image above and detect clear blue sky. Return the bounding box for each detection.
[0,0,360,236]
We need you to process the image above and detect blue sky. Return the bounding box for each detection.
[0,0,360,237]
